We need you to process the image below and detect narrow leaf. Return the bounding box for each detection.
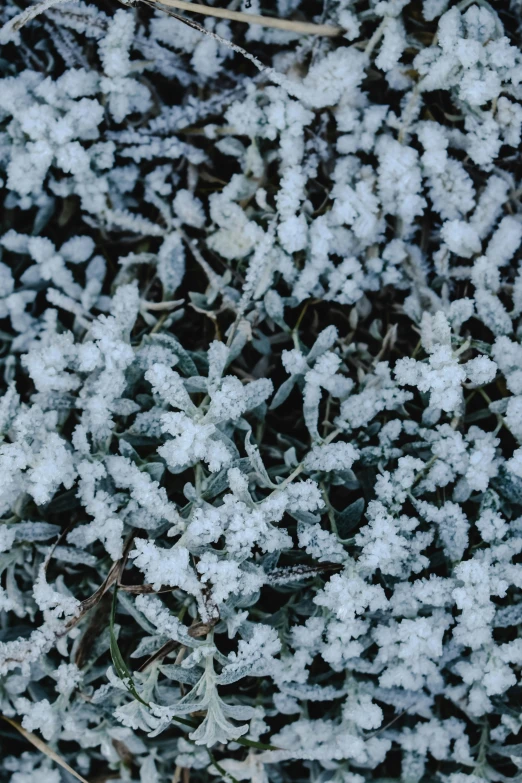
[335,497,365,539]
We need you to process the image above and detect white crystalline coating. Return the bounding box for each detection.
[16,697,58,741]
[297,522,346,563]
[440,220,482,258]
[298,48,367,110]
[32,565,80,621]
[506,447,522,477]
[129,540,208,617]
[145,364,196,414]
[395,314,497,413]
[106,455,181,526]
[221,624,281,679]
[463,356,497,386]
[304,441,359,472]
[0,525,16,555]
[173,189,206,229]
[1,0,522,778]
[159,412,232,473]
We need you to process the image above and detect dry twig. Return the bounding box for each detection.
[129,0,342,36]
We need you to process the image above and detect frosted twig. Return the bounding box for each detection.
[0,0,71,41]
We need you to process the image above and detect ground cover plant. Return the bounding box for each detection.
[1,0,522,781]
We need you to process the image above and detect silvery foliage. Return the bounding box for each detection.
[0,0,522,781]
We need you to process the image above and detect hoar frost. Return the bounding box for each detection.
[1,0,522,782]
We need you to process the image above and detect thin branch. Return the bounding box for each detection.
[137,639,179,671]
[61,532,138,635]
[123,0,342,36]
[0,0,71,40]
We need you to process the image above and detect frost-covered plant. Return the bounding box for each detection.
[1,0,522,781]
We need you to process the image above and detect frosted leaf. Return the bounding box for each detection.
[106,455,182,528]
[157,233,185,295]
[129,539,200,594]
[149,655,254,745]
[0,525,16,553]
[207,341,230,393]
[441,220,481,258]
[135,595,202,647]
[159,412,233,473]
[218,625,281,684]
[59,235,95,263]
[463,356,497,386]
[146,364,197,415]
[173,189,205,228]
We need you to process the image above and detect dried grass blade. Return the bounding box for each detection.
[133,0,341,36]
[0,715,91,783]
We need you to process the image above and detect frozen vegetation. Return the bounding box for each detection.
[1,0,522,781]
